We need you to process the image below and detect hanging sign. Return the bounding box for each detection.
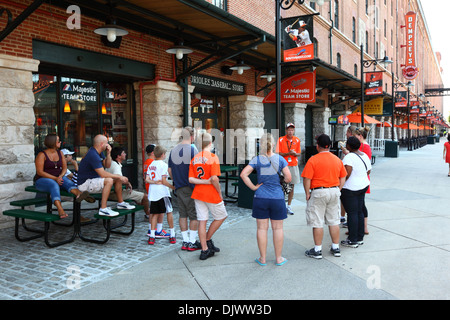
[282,14,315,62]
[402,11,419,80]
[365,71,383,96]
[262,71,316,103]
[354,97,384,115]
[395,91,407,107]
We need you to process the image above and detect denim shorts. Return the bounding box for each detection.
[252,197,287,220]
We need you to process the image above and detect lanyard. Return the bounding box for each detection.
[286,139,293,150]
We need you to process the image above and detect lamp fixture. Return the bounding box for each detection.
[405,81,414,87]
[166,41,193,60]
[102,103,107,115]
[64,100,71,113]
[261,69,276,82]
[378,56,393,67]
[230,60,251,75]
[94,19,128,43]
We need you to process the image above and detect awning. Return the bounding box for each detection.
[398,123,420,129]
[347,112,381,124]
[376,121,392,127]
[52,0,275,74]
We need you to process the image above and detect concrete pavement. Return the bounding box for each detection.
[1,140,449,301]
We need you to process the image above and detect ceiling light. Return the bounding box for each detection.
[94,19,128,42]
[166,42,193,60]
[230,60,251,75]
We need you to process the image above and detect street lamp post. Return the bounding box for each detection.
[360,44,393,127]
[406,81,414,151]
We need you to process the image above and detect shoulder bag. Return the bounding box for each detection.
[263,155,293,195]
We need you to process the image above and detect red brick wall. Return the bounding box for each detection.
[0,0,258,95]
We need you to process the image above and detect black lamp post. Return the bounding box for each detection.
[360,44,393,127]
[405,81,414,151]
[275,0,330,130]
[392,74,403,141]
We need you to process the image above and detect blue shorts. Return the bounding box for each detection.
[252,197,287,220]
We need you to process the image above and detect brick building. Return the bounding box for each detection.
[0,0,446,228]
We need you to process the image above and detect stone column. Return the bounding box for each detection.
[0,54,39,229]
[228,95,265,163]
[312,106,332,139]
[134,80,194,189]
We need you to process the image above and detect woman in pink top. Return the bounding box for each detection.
[355,127,372,235]
[443,135,450,176]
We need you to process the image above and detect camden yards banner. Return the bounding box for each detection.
[403,11,419,80]
[395,91,407,107]
[263,71,316,103]
[365,72,383,96]
[282,14,315,62]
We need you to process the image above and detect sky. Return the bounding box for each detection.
[420,0,450,121]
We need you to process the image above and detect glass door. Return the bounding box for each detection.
[60,77,99,159]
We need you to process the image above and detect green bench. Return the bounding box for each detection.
[2,209,76,248]
[78,205,144,244]
[10,197,48,209]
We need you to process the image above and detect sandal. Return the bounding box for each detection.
[75,191,90,203]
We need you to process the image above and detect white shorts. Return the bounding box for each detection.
[77,178,105,193]
[288,165,301,185]
[194,200,228,221]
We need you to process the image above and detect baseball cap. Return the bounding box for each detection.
[286,122,295,128]
[145,144,156,154]
[61,148,74,155]
[299,20,307,27]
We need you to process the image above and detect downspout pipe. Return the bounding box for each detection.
[329,1,334,65]
[139,55,177,167]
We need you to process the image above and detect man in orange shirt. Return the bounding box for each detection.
[301,134,347,259]
[276,123,301,215]
[189,133,227,260]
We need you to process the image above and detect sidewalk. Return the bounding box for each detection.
[1,141,450,300]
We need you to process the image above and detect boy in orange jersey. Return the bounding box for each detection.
[189,133,228,260]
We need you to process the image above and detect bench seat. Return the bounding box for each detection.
[2,209,75,248]
[10,197,48,208]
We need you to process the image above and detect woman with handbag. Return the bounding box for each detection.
[340,136,372,248]
[240,133,292,266]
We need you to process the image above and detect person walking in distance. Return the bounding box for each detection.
[276,123,301,215]
[189,133,227,260]
[301,134,347,259]
[168,126,201,251]
[443,135,450,176]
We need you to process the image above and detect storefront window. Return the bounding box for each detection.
[33,74,58,154]
[32,75,134,163]
[101,82,131,159]
[61,77,99,159]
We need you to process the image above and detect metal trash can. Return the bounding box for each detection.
[427,136,435,144]
[436,135,440,143]
[384,140,399,158]
[238,172,257,209]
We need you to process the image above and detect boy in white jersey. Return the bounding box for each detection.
[145,146,176,245]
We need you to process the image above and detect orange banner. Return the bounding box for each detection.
[283,43,314,62]
[403,11,419,80]
[262,71,316,103]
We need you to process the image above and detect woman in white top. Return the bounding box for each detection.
[340,136,371,248]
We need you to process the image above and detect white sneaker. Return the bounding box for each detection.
[117,202,135,210]
[286,205,294,215]
[99,207,120,217]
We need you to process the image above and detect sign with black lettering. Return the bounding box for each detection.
[191,74,245,94]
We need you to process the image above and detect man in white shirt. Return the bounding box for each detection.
[106,147,150,217]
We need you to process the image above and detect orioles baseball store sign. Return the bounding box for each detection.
[403,11,419,80]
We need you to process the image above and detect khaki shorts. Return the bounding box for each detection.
[175,186,197,220]
[109,189,145,203]
[288,165,300,185]
[194,199,227,221]
[305,187,341,228]
[78,178,105,194]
